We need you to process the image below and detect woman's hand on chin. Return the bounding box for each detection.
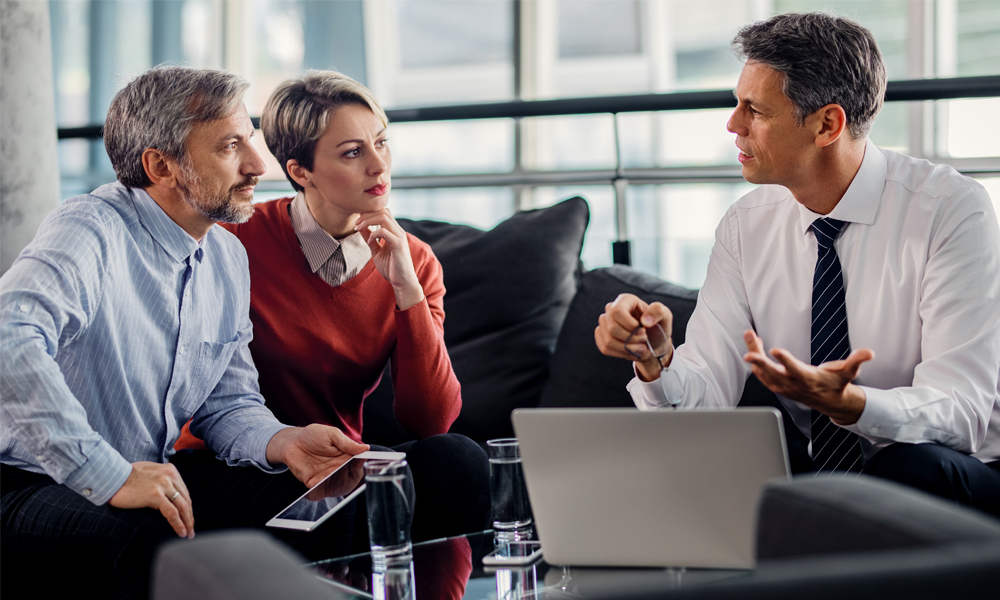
[356,207,425,310]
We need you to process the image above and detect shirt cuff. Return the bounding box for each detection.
[626,363,684,409]
[61,440,133,505]
[847,386,965,448]
[226,422,295,473]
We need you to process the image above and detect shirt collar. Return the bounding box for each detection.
[290,192,344,274]
[130,186,202,263]
[797,138,887,234]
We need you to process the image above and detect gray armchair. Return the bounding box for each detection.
[590,475,1000,599]
[152,475,1000,600]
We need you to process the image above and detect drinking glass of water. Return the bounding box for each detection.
[364,459,413,568]
[487,438,533,539]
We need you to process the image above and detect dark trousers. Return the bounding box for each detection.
[863,443,1000,517]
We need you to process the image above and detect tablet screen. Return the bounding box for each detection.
[268,451,405,531]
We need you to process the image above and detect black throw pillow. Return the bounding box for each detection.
[363,197,590,443]
[538,265,698,409]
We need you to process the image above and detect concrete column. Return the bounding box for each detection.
[1,0,61,274]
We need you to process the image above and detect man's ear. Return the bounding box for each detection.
[812,104,848,148]
[142,148,181,189]
[286,159,312,190]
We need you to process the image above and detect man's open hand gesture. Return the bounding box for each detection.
[742,330,872,424]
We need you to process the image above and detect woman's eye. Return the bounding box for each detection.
[377,138,389,148]
[344,148,360,158]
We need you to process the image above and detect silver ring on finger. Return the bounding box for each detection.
[169,491,181,503]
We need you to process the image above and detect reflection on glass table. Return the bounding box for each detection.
[310,531,748,600]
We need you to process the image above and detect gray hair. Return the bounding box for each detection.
[261,70,388,192]
[104,66,250,188]
[732,13,887,139]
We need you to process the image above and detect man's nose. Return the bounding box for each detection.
[726,109,741,134]
[243,143,267,177]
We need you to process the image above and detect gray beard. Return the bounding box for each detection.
[178,162,254,224]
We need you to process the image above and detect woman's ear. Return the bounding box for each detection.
[286,159,312,190]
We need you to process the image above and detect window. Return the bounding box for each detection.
[51,0,1000,288]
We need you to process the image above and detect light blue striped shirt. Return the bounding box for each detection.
[1,182,290,505]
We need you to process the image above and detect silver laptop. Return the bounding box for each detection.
[511,407,790,570]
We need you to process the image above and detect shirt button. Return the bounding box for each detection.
[81,488,92,497]
[19,304,29,312]
[870,426,880,435]
[178,346,185,355]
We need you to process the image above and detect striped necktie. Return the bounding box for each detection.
[810,218,863,474]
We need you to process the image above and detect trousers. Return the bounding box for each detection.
[864,442,1000,517]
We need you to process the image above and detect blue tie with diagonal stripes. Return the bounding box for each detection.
[810,218,863,474]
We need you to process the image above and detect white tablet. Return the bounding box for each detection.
[266,450,405,532]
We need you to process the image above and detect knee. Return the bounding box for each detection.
[409,434,489,485]
[864,443,965,499]
[106,510,178,562]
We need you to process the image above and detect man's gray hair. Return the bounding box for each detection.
[104,66,250,188]
[732,12,887,139]
[262,70,388,192]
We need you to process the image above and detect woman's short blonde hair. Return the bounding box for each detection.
[262,70,388,192]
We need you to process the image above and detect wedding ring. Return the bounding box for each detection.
[169,491,181,502]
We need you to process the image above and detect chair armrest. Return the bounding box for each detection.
[586,539,1000,600]
[755,474,1000,560]
[152,530,345,600]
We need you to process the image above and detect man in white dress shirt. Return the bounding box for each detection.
[595,13,1000,514]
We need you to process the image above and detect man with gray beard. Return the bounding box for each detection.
[1,67,370,599]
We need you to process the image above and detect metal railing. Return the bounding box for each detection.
[57,75,1000,137]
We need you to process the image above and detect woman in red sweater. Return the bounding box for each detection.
[177,70,489,542]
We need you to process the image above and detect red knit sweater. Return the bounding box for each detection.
[176,197,461,447]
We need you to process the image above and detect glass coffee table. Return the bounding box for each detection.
[310,530,748,599]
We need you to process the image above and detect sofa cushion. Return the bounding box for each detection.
[364,197,590,443]
[538,265,698,409]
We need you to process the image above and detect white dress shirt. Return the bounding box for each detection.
[288,192,372,287]
[628,140,1000,463]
